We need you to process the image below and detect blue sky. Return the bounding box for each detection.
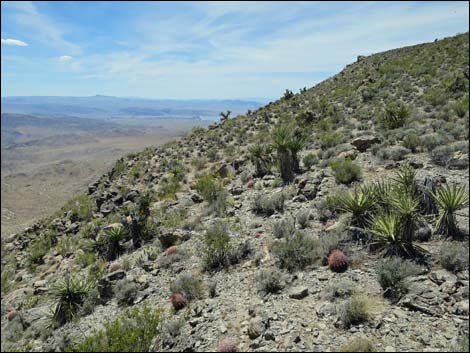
[1,1,469,100]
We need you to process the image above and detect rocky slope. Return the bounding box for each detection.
[1,32,469,352]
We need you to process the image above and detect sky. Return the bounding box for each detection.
[1,1,469,100]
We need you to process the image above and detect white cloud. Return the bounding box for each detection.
[58,55,72,62]
[1,38,28,46]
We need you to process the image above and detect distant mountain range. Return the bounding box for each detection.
[1,95,264,121]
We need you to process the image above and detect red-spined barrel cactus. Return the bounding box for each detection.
[164,245,178,256]
[171,293,187,310]
[328,249,349,272]
[217,338,239,352]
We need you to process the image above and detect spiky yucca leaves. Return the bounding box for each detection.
[393,163,418,197]
[369,213,425,257]
[431,183,469,238]
[272,126,294,183]
[248,143,273,177]
[336,185,377,227]
[366,181,394,212]
[390,190,421,245]
[98,227,127,261]
[50,276,94,326]
[271,125,306,183]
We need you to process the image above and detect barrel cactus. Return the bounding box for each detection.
[171,293,187,311]
[328,249,349,272]
[217,338,239,352]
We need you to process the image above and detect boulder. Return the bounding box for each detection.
[351,136,380,152]
[289,286,309,299]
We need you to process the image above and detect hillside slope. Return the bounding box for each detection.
[1,32,469,352]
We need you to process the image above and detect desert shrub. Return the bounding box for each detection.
[424,88,447,106]
[208,281,217,298]
[50,276,95,326]
[170,273,204,301]
[330,158,361,184]
[28,234,54,266]
[257,269,283,295]
[162,318,184,338]
[303,152,319,169]
[64,193,94,222]
[114,279,139,306]
[376,256,421,300]
[252,192,284,216]
[272,217,295,239]
[401,132,422,152]
[202,221,233,271]
[65,306,161,352]
[453,95,469,117]
[196,173,228,216]
[319,131,343,149]
[422,133,450,152]
[439,243,469,273]
[272,231,320,272]
[322,279,356,302]
[377,145,410,161]
[431,145,455,166]
[339,337,376,352]
[296,209,310,228]
[450,332,469,352]
[339,295,370,328]
[377,102,410,129]
[157,176,180,200]
[431,183,469,238]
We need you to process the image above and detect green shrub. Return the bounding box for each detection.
[272,231,319,272]
[339,295,370,328]
[377,145,410,161]
[170,273,204,301]
[302,152,319,169]
[431,145,454,166]
[65,193,93,222]
[252,192,285,216]
[439,243,469,273]
[114,279,139,306]
[257,269,283,295]
[401,132,421,152]
[272,217,295,239]
[157,176,181,200]
[319,131,343,149]
[322,279,356,302]
[330,158,361,184]
[377,102,410,129]
[28,234,54,266]
[196,174,228,216]
[50,276,95,326]
[376,256,421,300]
[424,88,447,106]
[453,95,469,117]
[201,221,233,271]
[339,337,376,352]
[296,209,310,229]
[65,306,161,352]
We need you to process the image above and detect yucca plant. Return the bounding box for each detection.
[50,276,94,326]
[369,213,424,257]
[366,180,394,212]
[431,183,469,238]
[272,126,295,183]
[98,227,127,261]
[390,191,421,245]
[248,143,273,177]
[336,185,376,227]
[288,129,307,173]
[393,163,418,197]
